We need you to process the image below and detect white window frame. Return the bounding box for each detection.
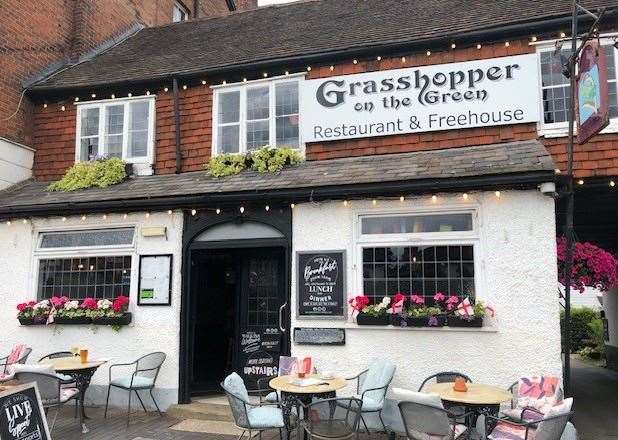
[173,1,190,22]
[211,73,305,155]
[31,224,139,300]
[536,34,618,138]
[354,206,482,301]
[75,96,156,164]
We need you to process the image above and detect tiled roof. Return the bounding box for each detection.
[0,140,554,216]
[29,0,618,91]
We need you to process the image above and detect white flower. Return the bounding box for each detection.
[97,299,113,310]
[64,300,79,310]
[381,297,391,305]
[33,300,50,310]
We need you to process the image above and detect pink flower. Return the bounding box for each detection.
[348,295,369,312]
[50,296,69,308]
[112,295,130,313]
[433,292,446,302]
[410,294,425,305]
[557,237,618,293]
[446,295,460,310]
[81,297,97,310]
[16,302,30,312]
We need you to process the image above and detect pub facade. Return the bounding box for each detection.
[1,0,618,408]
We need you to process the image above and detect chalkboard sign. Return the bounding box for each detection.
[294,327,346,345]
[297,251,346,317]
[0,383,51,440]
[239,328,281,389]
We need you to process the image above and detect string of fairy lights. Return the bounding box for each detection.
[14,30,614,226]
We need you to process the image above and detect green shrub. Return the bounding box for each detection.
[206,152,250,177]
[560,306,601,352]
[48,157,127,191]
[205,146,302,177]
[250,146,302,173]
[588,317,606,358]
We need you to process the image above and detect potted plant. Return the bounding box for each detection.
[388,292,407,326]
[16,301,37,325]
[32,300,51,324]
[356,297,391,325]
[54,299,91,324]
[446,297,485,327]
[92,296,132,326]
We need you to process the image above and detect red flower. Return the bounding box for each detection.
[16,303,28,312]
[112,295,130,313]
[391,292,406,305]
[348,295,369,312]
[50,296,69,308]
[81,297,97,310]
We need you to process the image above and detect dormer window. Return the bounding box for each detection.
[75,97,155,166]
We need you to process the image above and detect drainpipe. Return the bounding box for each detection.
[173,77,182,174]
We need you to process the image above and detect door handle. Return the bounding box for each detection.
[279,303,287,333]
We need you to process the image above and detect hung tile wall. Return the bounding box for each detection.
[30,38,618,180]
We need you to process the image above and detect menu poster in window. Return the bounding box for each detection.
[138,254,172,306]
[0,383,51,440]
[297,251,345,317]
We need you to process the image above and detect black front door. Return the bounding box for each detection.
[189,247,288,394]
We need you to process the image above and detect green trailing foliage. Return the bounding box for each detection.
[205,146,302,177]
[48,157,127,191]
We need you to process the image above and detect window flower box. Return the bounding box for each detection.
[356,313,390,326]
[446,316,483,328]
[53,316,92,325]
[92,312,132,326]
[17,317,37,326]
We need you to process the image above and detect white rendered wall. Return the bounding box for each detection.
[0,211,183,409]
[290,191,562,393]
[0,137,34,190]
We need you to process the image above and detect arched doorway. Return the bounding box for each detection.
[179,209,292,401]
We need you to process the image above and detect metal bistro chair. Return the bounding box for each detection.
[14,371,83,433]
[399,397,472,440]
[39,351,79,417]
[299,397,362,440]
[0,345,32,379]
[38,351,75,362]
[222,372,285,440]
[479,398,573,440]
[104,352,166,425]
[345,358,396,434]
[418,372,473,392]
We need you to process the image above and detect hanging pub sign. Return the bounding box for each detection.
[577,40,610,144]
[300,54,540,143]
[0,383,51,440]
[297,251,345,317]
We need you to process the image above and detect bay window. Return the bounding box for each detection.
[357,211,478,305]
[35,228,135,300]
[538,40,618,136]
[76,97,155,163]
[213,76,301,154]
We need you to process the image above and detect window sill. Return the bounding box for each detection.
[343,322,497,332]
[539,122,618,138]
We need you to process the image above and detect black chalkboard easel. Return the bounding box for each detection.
[0,383,52,440]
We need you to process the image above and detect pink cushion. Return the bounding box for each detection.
[488,421,536,440]
[3,345,26,376]
[59,387,80,403]
[516,376,561,414]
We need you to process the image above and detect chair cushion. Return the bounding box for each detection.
[224,372,249,402]
[264,391,279,403]
[516,376,561,414]
[488,421,536,440]
[59,387,80,403]
[502,408,544,423]
[360,359,396,405]
[247,406,285,428]
[407,423,467,440]
[392,388,444,409]
[111,375,155,389]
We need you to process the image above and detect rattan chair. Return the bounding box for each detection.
[14,371,83,433]
[299,397,362,440]
[104,352,166,425]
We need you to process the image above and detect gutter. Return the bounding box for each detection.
[25,8,617,96]
[0,170,556,219]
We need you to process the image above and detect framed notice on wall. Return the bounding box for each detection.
[0,383,51,440]
[297,250,346,318]
[138,254,172,306]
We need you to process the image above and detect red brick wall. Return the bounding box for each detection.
[30,37,618,180]
[0,0,232,148]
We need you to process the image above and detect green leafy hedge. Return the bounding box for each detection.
[560,306,601,352]
[206,146,302,178]
[48,158,127,191]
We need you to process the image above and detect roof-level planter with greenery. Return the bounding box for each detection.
[48,157,129,191]
[206,146,302,178]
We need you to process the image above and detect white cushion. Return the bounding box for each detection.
[544,397,572,418]
[224,372,249,402]
[59,387,80,403]
[13,364,55,374]
[247,406,285,428]
[264,391,279,403]
[392,388,444,409]
[111,375,155,389]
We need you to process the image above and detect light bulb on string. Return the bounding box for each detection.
[240,206,245,213]
[191,209,197,216]
[167,210,173,215]
[610,180,616,187]
[504,41,510,47]
[476,44,482,49]
[495,191,501,198]
[102,214,107,219]
[343,200,349,207]
[577,179,584,185]
[111,94,115,99]
[6,220,11,226]
[462,193,469,200]
[43,103,48,108]
[202,80,207,85]
[22,219,27,224]
[431,195,437,203]
[426,50,431,56]
[399,196,405,202]
[290,203,295,209]
[372,199,377,206]
[306,66,312,71]
[401,57,406,63]
[74,97,79,102]
[265,205,270,212]
[145,212,150,218]
[164,87,169,92]
[81,215,86,221]
[182,85,187,90]
[450,43,456,49]
[376,56,382,61]
[353,59,358,64]
[61,217,67,222]
[128,92,132,97]
[123,213,128,219]
[531,36,538,42]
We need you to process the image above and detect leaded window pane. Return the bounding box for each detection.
[37,256,131,300]
[361,245,475,305]
[218,91,240,124]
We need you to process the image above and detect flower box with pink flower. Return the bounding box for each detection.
[16,295,132,328]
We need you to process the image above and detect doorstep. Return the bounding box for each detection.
[167,395,234,422]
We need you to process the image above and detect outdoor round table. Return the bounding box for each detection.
[39,356,107,420]
[269,374,347,438]
[425,382,512,425]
